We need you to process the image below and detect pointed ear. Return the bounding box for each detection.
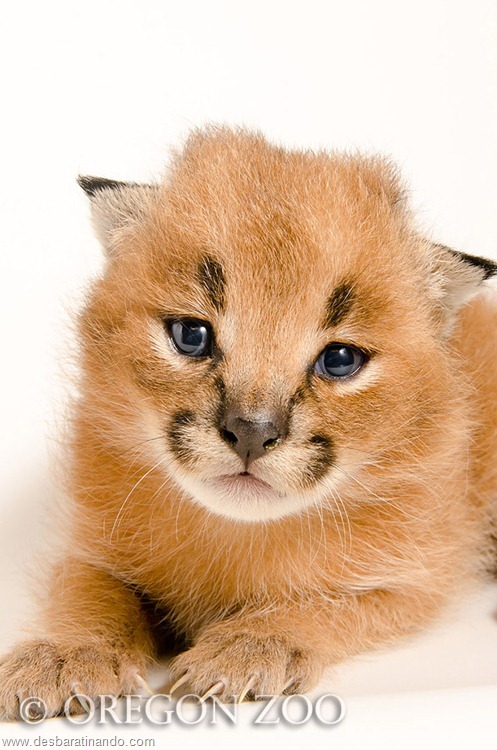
[429,242,497,332]
[77,175,158,254]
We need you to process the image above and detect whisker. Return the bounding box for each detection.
[109,456,169,543]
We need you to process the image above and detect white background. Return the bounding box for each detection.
[0,1,496,747]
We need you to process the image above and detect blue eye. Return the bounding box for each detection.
[315,344,366,379]
[168,319,212,357]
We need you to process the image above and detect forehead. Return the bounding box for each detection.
[147,135,414,330]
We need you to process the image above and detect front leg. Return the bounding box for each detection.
[0,558,154,720]
[170,626,321,701]
[169,587,443,701]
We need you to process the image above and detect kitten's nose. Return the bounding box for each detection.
[220,411,282,465]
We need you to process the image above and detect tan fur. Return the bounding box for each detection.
[1,127,496,715]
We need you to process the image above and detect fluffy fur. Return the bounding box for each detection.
[1,127,497,716]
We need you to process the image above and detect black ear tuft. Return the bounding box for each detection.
[77,175,158,254]
[433,243,497,281]
[428,242,497,336]
[77,175,133,198]
[448,249,497,281]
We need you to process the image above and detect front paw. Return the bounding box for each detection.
[169,630,321,702]
[0,640,146,721]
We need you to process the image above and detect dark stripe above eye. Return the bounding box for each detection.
[198,256,226,312]
[323,282,355,329]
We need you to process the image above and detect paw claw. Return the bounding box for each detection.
[68,684,92,715]
[200,681,225,703]
[237,675,256,703]
[169,674,189,696]
[134,673,154,696]
[281,677,296,695]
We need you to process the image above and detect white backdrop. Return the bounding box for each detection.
[0,1,496,746]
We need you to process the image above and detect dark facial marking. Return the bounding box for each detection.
[213,376,229,432]
[301,434,335,486]
[198,256,226,313]
[289,363,324,413]
[213,375,227,405]
[288,382,310,419]
[168,410,196,461]
[309,434,330,446]
[323,282,355,329]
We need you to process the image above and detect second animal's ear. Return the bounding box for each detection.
[77,175,158,255]
[428,242,497,333]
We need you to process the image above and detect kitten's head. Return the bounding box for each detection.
[78,127,496,522]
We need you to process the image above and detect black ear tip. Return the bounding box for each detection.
[450,249,497,281]
[77,175,128,198]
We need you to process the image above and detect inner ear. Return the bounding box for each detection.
[428,242,497,334]
[77,175,159,255]
[435,244,497,281]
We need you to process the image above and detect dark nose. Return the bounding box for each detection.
[220,412,282,465]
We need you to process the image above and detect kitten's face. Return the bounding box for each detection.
[80,129,492,522]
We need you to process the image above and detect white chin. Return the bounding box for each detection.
[173,472,315,522]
